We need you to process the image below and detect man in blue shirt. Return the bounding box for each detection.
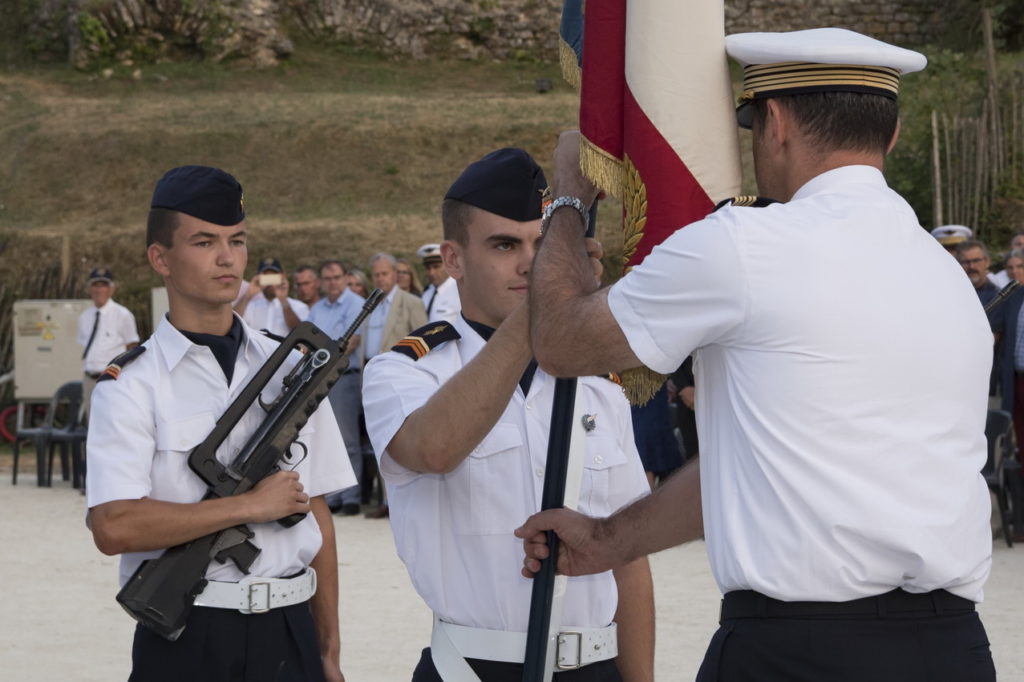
[309,259,365,515]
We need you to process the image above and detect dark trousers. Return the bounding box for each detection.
[411,647,624,682]
[1014,376,1024,471]
[129,603,325,682]
[696,594,995,682]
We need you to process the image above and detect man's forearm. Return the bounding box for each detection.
[309,496,341,670]
[281,300,300,329]
[612,557,655,682]
[604,457,703,565]
[386,305,533,474]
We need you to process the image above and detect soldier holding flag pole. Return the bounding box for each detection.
[519,27,996,682]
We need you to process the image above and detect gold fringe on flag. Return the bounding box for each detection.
[580,134,624,199]
[559,38,581,92]
[620,365,665,405]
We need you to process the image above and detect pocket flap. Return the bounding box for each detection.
[583,435,626,470]
[470,422,523,459]
[155,412,217,452]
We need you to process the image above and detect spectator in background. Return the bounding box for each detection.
[1004,249,1024,285]
[347,269,370,298]
[669,356,700,464]
[395,258,423,297]
[235,257,309,337]
[309,259,366,516]
[77,267,140,419]
[931,224,973,257]
[293,264,322,308]
[418,243,461,324]
[956,240,999,309]
[630,381,684,489]
[989,233,1024,288]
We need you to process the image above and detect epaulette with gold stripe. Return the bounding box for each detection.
[96,346,147,382]
[713,195,779,212]
[391,321,460,361]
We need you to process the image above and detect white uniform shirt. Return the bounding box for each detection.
[87,315,356,586]
[78,300,140,373]
[608,165,993,602]
[362,315,649,631]
[242,295,309,338]
[422,276,461,324]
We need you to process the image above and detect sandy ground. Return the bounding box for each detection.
[0,477,1021,681]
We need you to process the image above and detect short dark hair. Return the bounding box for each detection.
[294,264,318,277]
[955,239,989,259]
[318,259,346,276]
[146,208,181,247]
[442,199,477,245]
[752,92,899,156]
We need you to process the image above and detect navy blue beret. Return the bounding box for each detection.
[444,148,549,222]
[151,165,245,226]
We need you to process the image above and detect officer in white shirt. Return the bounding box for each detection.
[86,165,355,682]
[518,29,995,681]
[236,257,310,338]
[363,148,653,681]
[77,267,140,418]
[417,243,461,324]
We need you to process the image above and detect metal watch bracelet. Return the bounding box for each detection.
[541,195,589,235]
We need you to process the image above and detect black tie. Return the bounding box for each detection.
[82,309,100,360]
[426,288,436,315]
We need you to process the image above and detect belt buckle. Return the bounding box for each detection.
[555,631,582,670]
[248,581,271,614]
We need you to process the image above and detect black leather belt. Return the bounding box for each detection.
[720,589,975,622]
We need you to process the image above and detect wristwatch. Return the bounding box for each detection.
[541,196,589,235]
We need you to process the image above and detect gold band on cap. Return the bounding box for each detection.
[739,62,901,103]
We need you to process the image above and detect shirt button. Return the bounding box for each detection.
[525,403,532,410]
[594,455,604,465]
[535,468,544,478]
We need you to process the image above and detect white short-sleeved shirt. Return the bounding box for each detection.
[78,300,140,373]
[242,296,309,338]
[86,315,356,586]
[608,165,993,602]
[422,276,461,324]
[362,315,649,631]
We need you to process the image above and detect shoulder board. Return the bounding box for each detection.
[96,346,147,382]
[391,321,460,361]
[601,372,622,385]
[713,195,779,212]
[260,328,286,343]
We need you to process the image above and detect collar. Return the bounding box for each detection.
[790,165,886,202]
[437,276,456,293]
[155,311,251,372]
[93,300,113,313]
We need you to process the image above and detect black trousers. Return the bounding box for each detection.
[696,594,995,682]
[411,647,624,682]
[128,603,325,682]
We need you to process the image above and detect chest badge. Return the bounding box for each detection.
[581,413,596,432]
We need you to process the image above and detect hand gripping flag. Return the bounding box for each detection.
[561,0,743,403]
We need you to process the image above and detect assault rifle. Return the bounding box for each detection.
[116,289,383,641]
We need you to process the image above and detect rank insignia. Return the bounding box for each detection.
[713,195,779,212]
[392,321,460,361]
[581,413,597,432]
[96,346,147,382]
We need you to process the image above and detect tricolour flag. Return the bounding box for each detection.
[559,0,742,402]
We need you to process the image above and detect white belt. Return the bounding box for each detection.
[431,616,617,680]
[193,569,316,614]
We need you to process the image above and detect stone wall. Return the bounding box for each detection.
[25,0,950,68]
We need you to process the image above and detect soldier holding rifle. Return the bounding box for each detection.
[362,148,653,681]
[86,166,355,682]
[519,29,996,681]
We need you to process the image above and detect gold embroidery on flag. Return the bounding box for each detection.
[622,154,647,271]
